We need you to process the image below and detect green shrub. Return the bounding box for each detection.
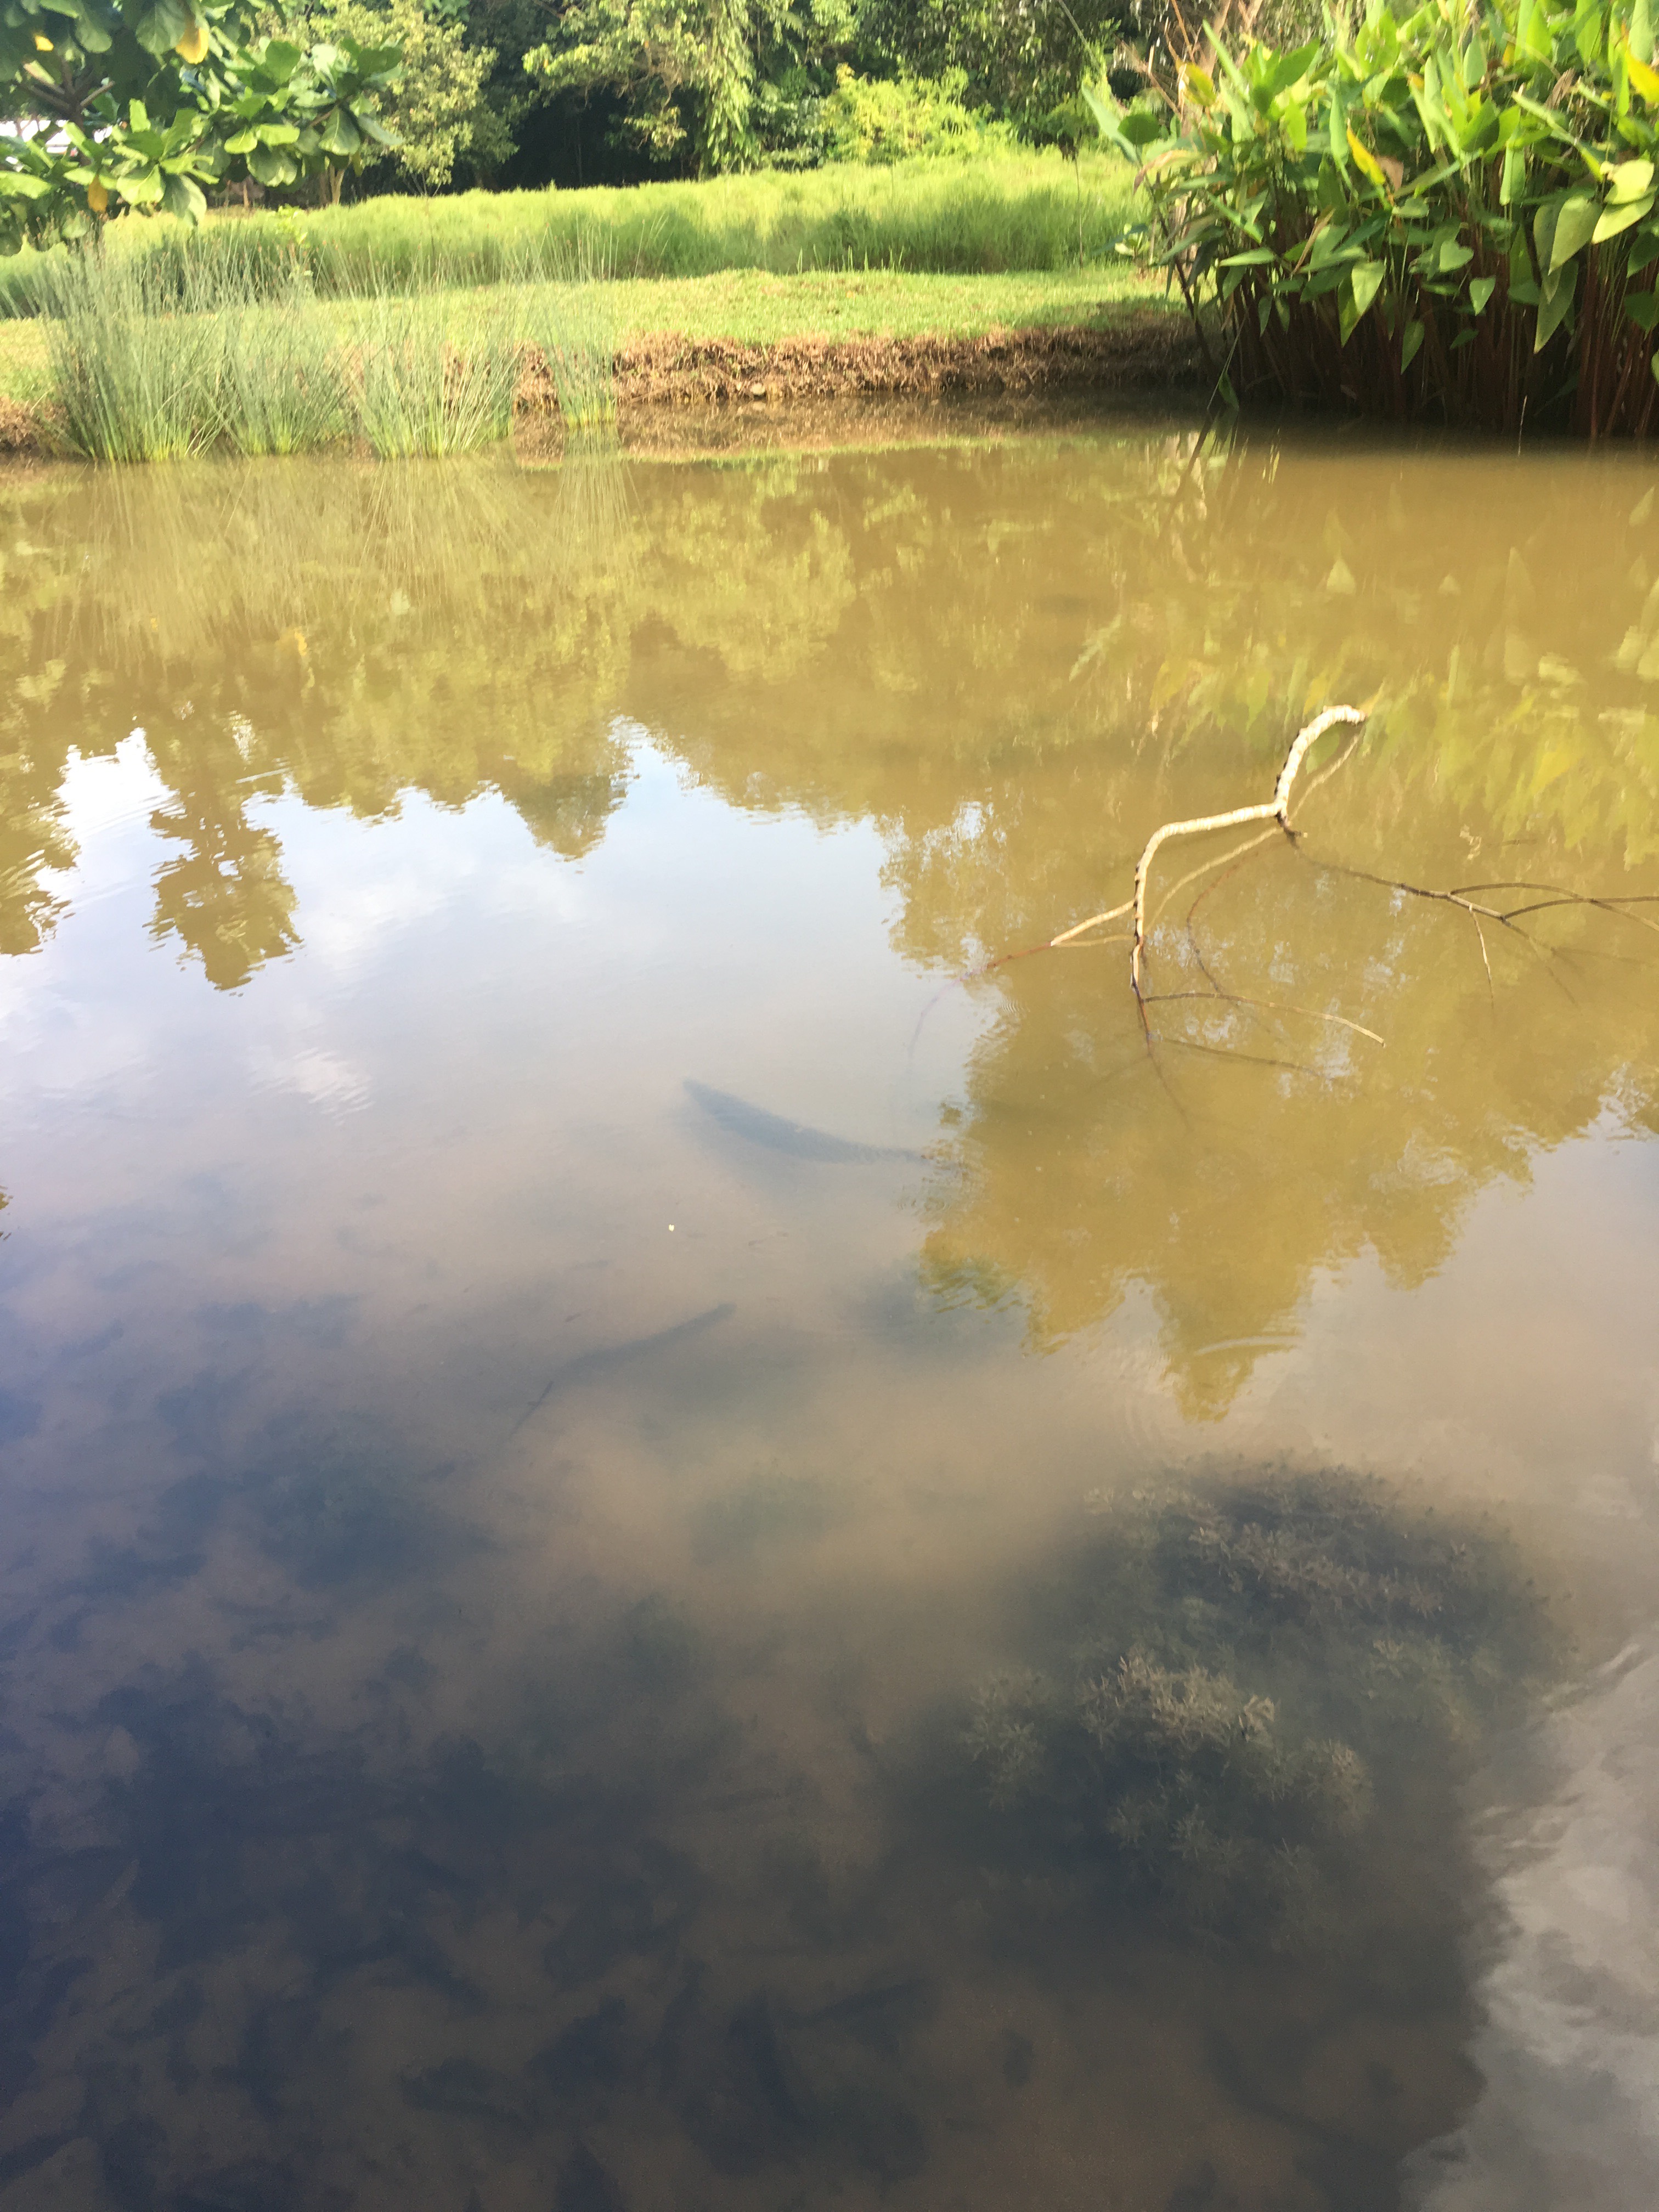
[1092,0,1659,433]
[821,67,1020,165]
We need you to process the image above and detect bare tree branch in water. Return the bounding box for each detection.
[1038,706,1659,1063]
[1051,706,1369,997]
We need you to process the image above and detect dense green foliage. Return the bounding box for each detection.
[861,0,1138,135]
[321,0,1164,191]
[263,0,494,189]
[0,150,1135,312]
[1095,0,1659,432]
[5,0,1153,240]
[0,0,400,247]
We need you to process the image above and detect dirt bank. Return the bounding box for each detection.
[608,315,1201,406]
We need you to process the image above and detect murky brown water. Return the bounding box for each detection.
[1,421,1657,2212]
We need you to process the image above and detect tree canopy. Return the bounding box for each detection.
[0,0,400,246]
[2,0,1150,223]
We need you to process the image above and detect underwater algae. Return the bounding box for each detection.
[966,1467,1554,1949]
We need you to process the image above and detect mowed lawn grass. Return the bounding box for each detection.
[0,265,1176,409]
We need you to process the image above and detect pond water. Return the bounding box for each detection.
[1,422,1657,2212]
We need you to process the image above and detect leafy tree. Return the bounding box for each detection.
[859,0,1133,132]
[0,0,400,249]
[265,0,493,190]
[521,0,855,173]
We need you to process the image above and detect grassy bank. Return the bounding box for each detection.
[0,266,1171,421]
[0,155,1136,319]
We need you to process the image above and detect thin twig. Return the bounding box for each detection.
[1471,911,1496,1009]
[1158,1032,1318,1076]
[1144,990,1385,1046]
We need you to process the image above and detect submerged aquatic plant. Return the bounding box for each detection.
[967,1466,1550,1943]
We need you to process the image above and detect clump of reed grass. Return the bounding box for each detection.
[37,250,222,464]
[349,286,520,459]
[30,242,617,463]
[211,252,350,459]
[511,242,618,440]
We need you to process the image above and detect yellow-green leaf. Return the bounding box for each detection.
[1347,125,1387,188]
[1594,191,1654,238]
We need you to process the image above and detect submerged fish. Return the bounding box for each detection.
[685,1080,923,1165]
[511,1301,735,1439]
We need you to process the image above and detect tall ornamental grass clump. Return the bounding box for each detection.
[30,247,615,461]
[37,250,222,462]
[350,287,521,458]
[512,245,617,438]
[215,258,352,457]
[1095,0,1659,433]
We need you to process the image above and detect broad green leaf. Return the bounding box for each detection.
[1536,263,1577,347]
[116,164,165,204]
[1470,275,1497,310]
[1594,192,1654,237]
[1519,0,1554,61]
[1627,289,1659,328]
[160,170,205,223]
[1351,257,1386,314]
[246,142,296,185]
[1440,237,1474,270]
[1550,192,1600,268]
[317,108,362,156]
[1609,157,1656,199]
[1401,316,1425,366]
[1637,0,1656,65]
[131,0,189,57]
